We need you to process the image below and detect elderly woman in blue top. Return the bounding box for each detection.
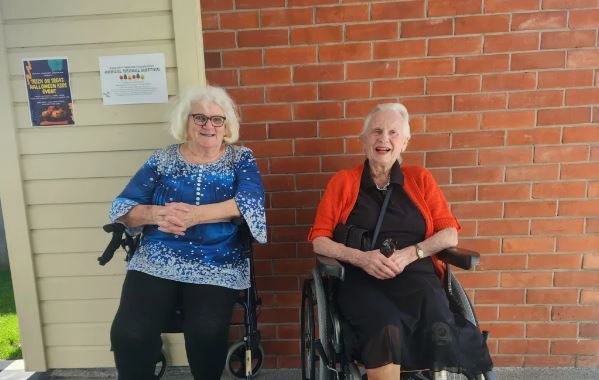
[109,85,266,380]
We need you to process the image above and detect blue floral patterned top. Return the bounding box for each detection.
[109,144,266,289]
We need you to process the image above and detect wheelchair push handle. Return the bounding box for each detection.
[97,223,127,266]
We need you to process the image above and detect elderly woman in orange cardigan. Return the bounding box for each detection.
[308,104,493,379]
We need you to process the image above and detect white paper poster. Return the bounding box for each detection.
[99,53,168,105]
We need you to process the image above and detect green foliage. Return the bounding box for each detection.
[0,270,22,360]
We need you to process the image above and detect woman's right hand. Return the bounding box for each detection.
[151,205,186,235]
[357,250,401,280]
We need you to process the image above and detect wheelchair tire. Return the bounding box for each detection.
[482,370,496,380]
[301,279,317,380]
[155,350,167,379]
[346,362,363,380]
[225,340,264,379]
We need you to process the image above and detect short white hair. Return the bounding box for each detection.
[169,85,240,144]
[360,103,411,139]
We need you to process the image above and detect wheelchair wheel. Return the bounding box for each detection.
[225,340,264,379]
[301,279,317,380]
[154,349,167,379]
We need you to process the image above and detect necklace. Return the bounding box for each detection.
[375,176,391,191]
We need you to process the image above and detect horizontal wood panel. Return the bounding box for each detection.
[15,99,173,128]
[24,177,129,205]
[28,203,110,229]
[8,40,176,75]
[21,150,152,180]
[1,0,171,20]
[32,228,113,254]
[34,253,126,277]
[4,14,173,48]
[40,299,118,323]
[18,123,174,155]
[38,275,124,301]
[11,69,178,102]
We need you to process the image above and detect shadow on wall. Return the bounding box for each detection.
[0,203,8,269]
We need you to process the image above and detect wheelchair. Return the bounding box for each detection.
[301,244,497,380]
[98,218,264,379]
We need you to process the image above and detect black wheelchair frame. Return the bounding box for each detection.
[98,218,264,379]
[301,247,497,380]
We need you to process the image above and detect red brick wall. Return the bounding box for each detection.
[199,0,599,369]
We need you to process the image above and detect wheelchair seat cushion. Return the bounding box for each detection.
[337,259,493,376]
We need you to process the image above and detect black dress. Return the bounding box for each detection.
[336,161,493,376]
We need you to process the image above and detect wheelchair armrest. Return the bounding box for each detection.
[437,247,480,270]
[316,255,345,281]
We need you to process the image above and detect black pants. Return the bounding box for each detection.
[111,270,239,380]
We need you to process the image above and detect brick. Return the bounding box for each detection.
[290,26,342,45]
[401,19,453,38]
[347,61,397,80]
[512,11,567,30]
[527,323,578,338]
[511,51,565,70]
[202,31,235,49]
[235,0,284,9]
[479,322,525,338]
[374,40,426,59]
[580,323,599,338]
[294,102,343,121]
[319,82,370,100]
[373,78,424,97]
[505,200,556,217]
[508,90,563,109]
[538,69,594,88]
[407,133,451,150]
[265,46,317,65]
[499,306,550,321]
[428,36,482,56]
[452,202,503,218]
[591,182,599,196]
[563,126,599,143]
[569,9,599,28]
[288,0,337,5]
[531,218,584,234]
[266,209,296,226]
[479,220,530,236]
[206,70,238,86]
[427,75,480,95]
[555,271,599,287]
[238,29,288,47]
[560,200,599,216]
[253,243,296,259]
[538,107,591,126]
[503,237,555,253]
[476,289,525,304]
[485,0,540,13]
[479,147,533,165]
[557,235,599,252]
[587,218,599,233]
[456,54,510,74]
[439,185,477,201]
[506,164,559,181]
[267,85,316,102]
[319,43,371,62]
[455,94,506,111]
[581,289,599,304]
[524,355,576,367]
[583,253,599,269]
[296,208,317,224]
[429,168,452,185]
[346,99,387,118]
[315,5,369,23]
[400,96,453,114]
[567,49,599,68]
[204,51,221,69]
[202,0,234,11]
[295,138,344,156]
[240,123,267,140]
[529,254,582,269]
[543,0,597,8]
[458,238,501,253]
[453,130,505,148]
[561,163,599,179]
[262,175,294,192]
[482,111,535,129]
[499,339,549,354]
[482,73,536,91]
[270,157,320,174]
[452,167,504,183]
[319,119,363,137]
[491,355,523,367]
[346,22,398,41]
[507,128,562,146]
[460,220,477,237]
[244,140,292,157]
[479,184,530,200]
[484,32,539,53]
[455,14,510,34]
[551,340,599,355]
[400,58,453,77]
[532,182,587,198]
[371,1,424,19]
[241,104,292,122]
[241,68,290,85]
[322,155,365,172]
[426,113,479,132]
[477,254,527,270]
[295,173,332,190]
[201,13,219,30]
[541,30,596,49]
[293,64,343,83]
[261,8,313,27]
[428,0,482,16]
[222,49,262,67]
[453,272,499,287]
[535,146,589,163]
[502,272,554,288]
[220,11,259,29]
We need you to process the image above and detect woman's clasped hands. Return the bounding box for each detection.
[152,202,198,235]
[358,245,417,280]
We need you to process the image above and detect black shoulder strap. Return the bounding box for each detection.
[369,186,393,251]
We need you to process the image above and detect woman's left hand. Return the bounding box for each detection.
[164,202,198,229]
[389,246,417,275]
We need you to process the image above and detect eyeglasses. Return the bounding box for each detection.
[189,113,226,127]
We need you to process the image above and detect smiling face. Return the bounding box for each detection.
[361,108,409,168]
[186,101,226,150]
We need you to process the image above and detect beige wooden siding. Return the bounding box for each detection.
[0,0,204,369]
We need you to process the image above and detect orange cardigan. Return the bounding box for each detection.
[308,162,461,279]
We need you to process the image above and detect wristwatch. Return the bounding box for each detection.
[414,244,425,259]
